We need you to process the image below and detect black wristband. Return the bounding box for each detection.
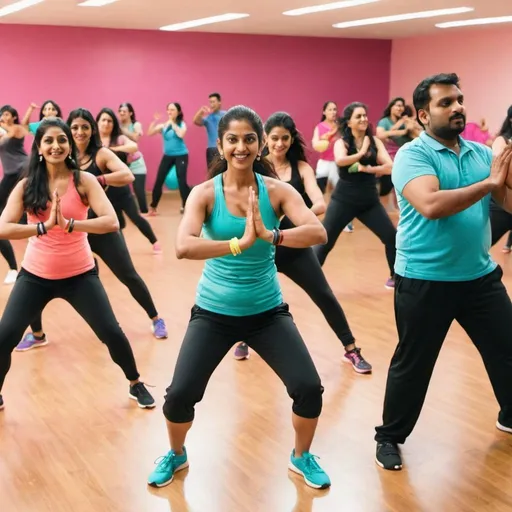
[68,218,75,233]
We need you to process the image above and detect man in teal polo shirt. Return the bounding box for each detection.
[375,73,512,471]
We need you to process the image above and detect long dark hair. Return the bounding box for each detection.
[119,102,136,123]
[167,102,184,125]
[0,105,20,124]
[39,100,63,121]
[264,112,308,166]
[338,102,377,155]
[23,118,81,215]
[498,105,512,141]
[67,108,102,158]
[208,105,277,179]
[382,97,405,119]
[320,101,337,122]
[96,108,123,147]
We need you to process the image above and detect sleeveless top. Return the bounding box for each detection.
[84,147,131,207]
[196,172,282,316]
[279,161,312,231]
[315,121,338,161]
[22,174,95,279]
[126,123,142,163]
[162,122,188,156]
[0,135,29,176]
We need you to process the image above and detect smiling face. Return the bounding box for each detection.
[267,126,292,159]
[390,100,405,119]
[218,120,261,172]
[39,126,70,164]
[118,105,131,123]
[0,110,16,126]
[69,117,92,147]
[348,106,369,133]
[419,83,466,140]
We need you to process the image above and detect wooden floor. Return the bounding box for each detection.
[1,194,512,512]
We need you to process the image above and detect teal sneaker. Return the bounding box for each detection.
[288,449,331,489]
[148,448,189,487]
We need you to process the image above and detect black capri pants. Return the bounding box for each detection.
[163,303,323,423]
[0,268,140,391]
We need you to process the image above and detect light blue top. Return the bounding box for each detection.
[162,122,188,156]
[196,172,282,316]
[392,131,496,281]
[203,110,226,148]
[28,121,41,135]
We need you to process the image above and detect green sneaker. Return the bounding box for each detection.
[148,448,189,487]
[288,449,331,489]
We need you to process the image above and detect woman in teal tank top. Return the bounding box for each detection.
[148,106,331,491]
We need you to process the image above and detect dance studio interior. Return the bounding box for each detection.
[2,0,512,510]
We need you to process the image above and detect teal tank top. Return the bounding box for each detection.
[196,172,283,316]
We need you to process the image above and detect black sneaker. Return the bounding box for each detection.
[376,442,402,470]
[0,394,4,410]
[129,382,155,409]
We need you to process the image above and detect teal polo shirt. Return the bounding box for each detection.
[392,131,496,281]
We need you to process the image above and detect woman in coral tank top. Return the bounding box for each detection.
[0,118,154,412]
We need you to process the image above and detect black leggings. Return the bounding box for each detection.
[378,175,394,197]
[163,303,323,423]
[275,246,354,346]
[151,154,190,209]
[132,174,148,214]
[113,194,157,245]
[375,266,512,444]
[314,191,396,275]
[30,231,158,333]
[0,268,140,390]
[0,174,20,271]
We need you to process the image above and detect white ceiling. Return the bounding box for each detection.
[0,0,510,39]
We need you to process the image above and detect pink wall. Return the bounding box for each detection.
[390,26,512,135]
[2,24,391,187]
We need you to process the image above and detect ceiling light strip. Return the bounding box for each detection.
[0,0,44,17]
[436,16,512,28]
[283,0,380,17]
[333,7,474,28]
[160,13,249,31]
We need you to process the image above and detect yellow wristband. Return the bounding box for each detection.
[229,237,242,256]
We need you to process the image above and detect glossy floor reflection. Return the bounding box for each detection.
[1,194,512,512]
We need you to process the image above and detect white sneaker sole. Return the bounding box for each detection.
[342,356,372,374]
[148,461,189,488]
[375,455,402,471]
[129,393,156,409]
[496,421,512,433]
[288,462,330,489]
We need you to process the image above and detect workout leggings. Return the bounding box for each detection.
[490,206,512,248]
[0,174,20,271]
[162,303,323,423]
[151,154,190,209]
[0,268,139,390]
[132,174,148,214]
[314,187,396,275]
[30,231,158,333]
[275,246,354,346]
[112,194,158,245]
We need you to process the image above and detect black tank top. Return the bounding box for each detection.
[82,149,131,204]
[279,160,312,230]
[338,140,378,185]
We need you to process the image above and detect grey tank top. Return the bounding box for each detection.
[0,135,29,176]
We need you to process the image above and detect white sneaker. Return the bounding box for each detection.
[4,269,17,285]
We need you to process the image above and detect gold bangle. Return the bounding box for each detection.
[229,237,241,256]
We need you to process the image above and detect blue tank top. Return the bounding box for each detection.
[162,122,188,156]
[196,172,283,316]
